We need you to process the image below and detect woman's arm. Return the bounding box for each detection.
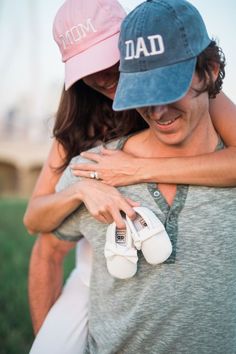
[23,139,83,234]
[24,139,138,234]
[72,92,236,187]
[210,92,236,145]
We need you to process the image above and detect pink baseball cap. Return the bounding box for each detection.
[53,0,126,90]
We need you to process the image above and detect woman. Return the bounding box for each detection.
[27,0,236,353]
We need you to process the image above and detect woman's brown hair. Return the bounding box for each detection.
[53,80,147,172]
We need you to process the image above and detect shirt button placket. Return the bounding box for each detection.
[153,190,160,198]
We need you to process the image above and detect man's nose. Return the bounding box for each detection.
[149,105,168,118]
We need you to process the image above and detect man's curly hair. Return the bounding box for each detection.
[195,40,226,98]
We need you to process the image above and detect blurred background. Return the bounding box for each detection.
[0,0,235,353]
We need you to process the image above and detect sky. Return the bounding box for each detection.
[0,0,235,118]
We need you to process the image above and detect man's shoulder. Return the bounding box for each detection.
[71,137,125,164]
[56,137,126,192]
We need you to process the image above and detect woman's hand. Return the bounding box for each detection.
[71,147,141,186]
[74,179,140,228]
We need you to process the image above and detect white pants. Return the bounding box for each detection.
[29,238,92,354]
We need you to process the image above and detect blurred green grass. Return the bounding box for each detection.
[0,198,74,354]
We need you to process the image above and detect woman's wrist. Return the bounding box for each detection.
[68,180,85,203]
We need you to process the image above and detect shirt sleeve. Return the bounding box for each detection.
[53,209,84,242]
[53,156,86,241]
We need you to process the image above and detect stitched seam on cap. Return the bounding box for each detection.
[157,0,194,57]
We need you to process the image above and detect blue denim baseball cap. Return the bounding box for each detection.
[113,0,211,111]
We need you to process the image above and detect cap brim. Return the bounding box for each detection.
[65,32,120,90]
[113,58,197,111]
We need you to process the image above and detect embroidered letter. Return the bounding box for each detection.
[125,40,135,60]
[147,35,165,55]
[134,37,150,58]
[71,26,82,42]
[61,31,74,49]
[59,35,68,50]
[79,18,97,37]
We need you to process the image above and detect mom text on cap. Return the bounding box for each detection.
[59,18,97,49]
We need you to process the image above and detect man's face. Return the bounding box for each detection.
[137,73,210,148]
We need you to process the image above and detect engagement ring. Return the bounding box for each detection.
[90,171,99,179]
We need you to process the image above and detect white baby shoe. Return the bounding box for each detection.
[126,207,172,265]
[104,218,138,279]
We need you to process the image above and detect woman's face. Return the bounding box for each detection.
[82,62,119,100]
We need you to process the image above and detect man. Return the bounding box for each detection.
[53,0,236,353]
